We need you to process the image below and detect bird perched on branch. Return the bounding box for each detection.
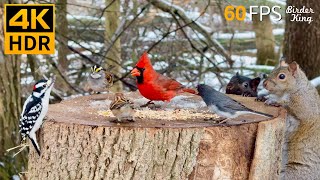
[19,77,55,156]
[131,52,197,106]
[110,93,136,122]
[197,84,272,120]
[86,65,113,93]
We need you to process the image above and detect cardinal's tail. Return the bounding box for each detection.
[182,88,198,95]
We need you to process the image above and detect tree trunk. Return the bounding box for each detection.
[0,1,26,174]
[105,0,123,91]
[27,93,286,179]
[55,0,74,94]
[252,14,276,65]
[284,0,320,79]
[56,0,69,71]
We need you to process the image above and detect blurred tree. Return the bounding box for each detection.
[55,0,74,95]
[252,14,276,65]
[56,0,69,72]
[105,0,123,91]
[0,1,26,177]
[27,55,41,80]
[227,0,286,65]
[284,0,320,80]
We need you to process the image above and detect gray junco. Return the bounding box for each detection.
[197,84,272,119]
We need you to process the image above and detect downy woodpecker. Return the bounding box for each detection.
[19,77,55,155]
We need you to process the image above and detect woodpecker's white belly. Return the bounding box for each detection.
[30,99,48,135]
[29,87,51,135]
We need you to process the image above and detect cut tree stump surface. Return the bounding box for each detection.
[46,92,281,127]
[28,92,286,180]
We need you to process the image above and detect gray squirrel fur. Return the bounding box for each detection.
[264,61,320,180]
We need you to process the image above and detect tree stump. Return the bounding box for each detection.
[27,92,286,180]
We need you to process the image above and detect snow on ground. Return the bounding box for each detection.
[67,50,92,60]
[21,76,34,85]
[68,41,104,50]
[267,0,286,5]
[246,65,274,71]
[12,175,20,180]
[67,14,105,22]
[244,49,257,53]
[153,61,169,70]
[68,25,104,31]
[232,55,257,67]
[311,76,320,87]
[213,28,284,40]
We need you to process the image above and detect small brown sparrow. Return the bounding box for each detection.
[110,93,136,122]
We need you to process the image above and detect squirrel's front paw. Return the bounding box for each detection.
[255,96,267,102]
[242,92,252,97]
[265,99,281,107]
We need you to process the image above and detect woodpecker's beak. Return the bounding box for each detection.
[131,68,141,77]
[47,76,56,87]
[47,79,52,86]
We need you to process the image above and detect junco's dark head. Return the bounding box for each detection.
[197,84,213,97]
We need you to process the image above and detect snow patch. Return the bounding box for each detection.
[311,76,320,87]
[246,65,274,71]
[153,61,169,70]
[67,14,105,21]
[213,28,284,40]
[21,76,34,85]
[12,175,20,180]
[266,0,286,5]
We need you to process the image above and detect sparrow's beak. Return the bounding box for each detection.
[131,68,141,77]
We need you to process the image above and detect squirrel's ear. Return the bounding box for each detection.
[250,77,261,91]
[236,72,239,76]
[288,61,299,76]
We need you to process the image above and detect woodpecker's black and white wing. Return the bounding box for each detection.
[19,96,42,140]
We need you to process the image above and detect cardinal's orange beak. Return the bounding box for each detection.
[131,68,141,77]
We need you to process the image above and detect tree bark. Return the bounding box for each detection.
[252,14,276,65]
[27,93,286,179]
[105,0,123,91]
[0,1,26,173]
[284,0,320,79]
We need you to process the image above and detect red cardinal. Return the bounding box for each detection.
[131,52,197,103]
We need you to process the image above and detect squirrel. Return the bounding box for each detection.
[264,61,320,179]
[256,73,281,106]
[226,72,261,97]
[256,73,269,101]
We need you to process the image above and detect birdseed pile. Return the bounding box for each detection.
[98,108,220,122]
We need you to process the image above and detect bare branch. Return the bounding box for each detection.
[102,3,150,63]
[147,0,234,66]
